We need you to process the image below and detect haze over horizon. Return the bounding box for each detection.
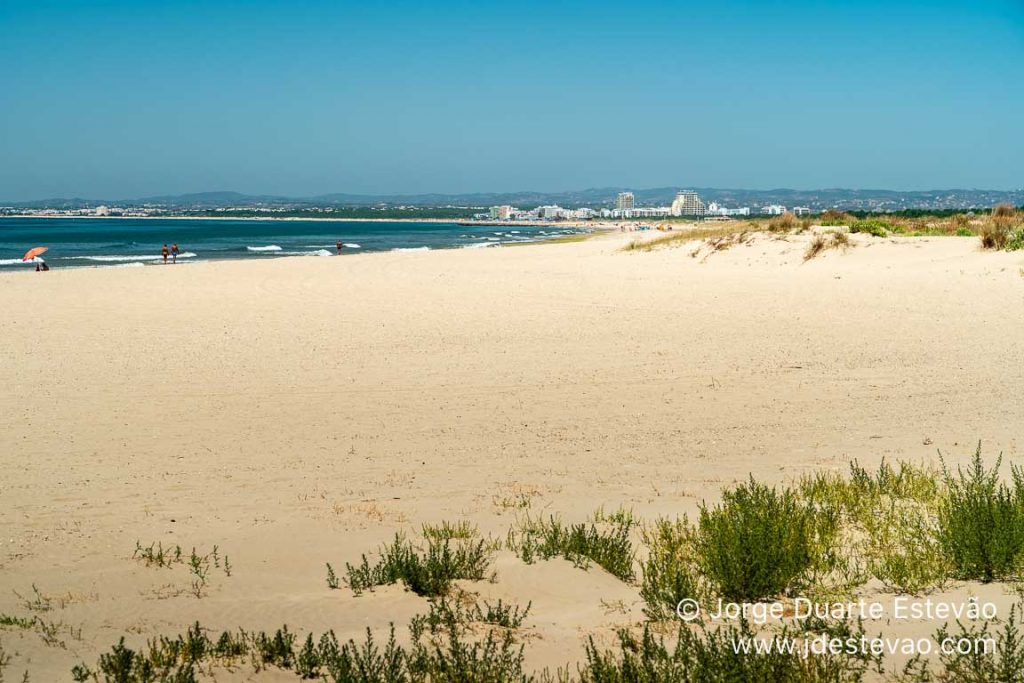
[2,0,1022,201]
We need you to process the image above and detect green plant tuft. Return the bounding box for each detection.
[509,515,636,582]
[345,533,492,597]
[937,443,1024,582]
[696,477,837,601]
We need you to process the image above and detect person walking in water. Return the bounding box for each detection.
[336,240,343,255]
[171,243,180,263]
[161,244,169,264]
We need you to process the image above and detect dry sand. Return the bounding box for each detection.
[1,230,1023,679]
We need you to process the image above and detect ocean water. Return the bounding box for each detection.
[0,218,588,270]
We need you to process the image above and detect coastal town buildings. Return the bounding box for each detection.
[706,202,751,217]
[483,189,750,222]
[760,204,787,215]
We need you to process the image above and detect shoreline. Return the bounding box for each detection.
[0,223,618,273]
[0,214,600,228]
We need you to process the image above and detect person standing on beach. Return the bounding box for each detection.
[336,240,343,255]
[161,244,169,264]
[171,243,179,263]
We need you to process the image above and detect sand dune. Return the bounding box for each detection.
[1,230,1022,679]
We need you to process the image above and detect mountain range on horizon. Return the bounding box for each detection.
[4,187,1023,212]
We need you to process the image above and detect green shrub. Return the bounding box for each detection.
[696,478,837,601]
[799,460,947,594]
[409,596,532,637]
[75,614,536,683]
[579,619,881,683]
[1007,228,1024,251]
[849,220,890,237]
[346,533,492,597]
[901,603,1024,682]
[509,515,636,582]
[640,518,703,620]
[937,444,1024,582]
[819,209,852,227]
[860,499,948,594]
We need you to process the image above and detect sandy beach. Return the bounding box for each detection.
[2,229,1023,679]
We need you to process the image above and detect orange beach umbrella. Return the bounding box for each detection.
[22,246,48,261]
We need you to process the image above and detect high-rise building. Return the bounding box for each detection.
[616,192,635,211]
[489,205,514,220]
[671,191,705,217]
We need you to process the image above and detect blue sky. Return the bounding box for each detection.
[1,0,1022,199]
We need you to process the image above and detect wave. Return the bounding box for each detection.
[247,245,282,252]
[0,257,42,265]
[80,252,197,262]
[102,262,146,268]
[391,246,430,252]
[462,242,499,249]
[303,243,362,249]
[276,249,333,257]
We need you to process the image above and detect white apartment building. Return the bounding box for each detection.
[538,205,566,219]
[760,204,787,215]
[616,192,635,211]
[671,191,706,217]
[707,202,752,217]
[792,206,811,216]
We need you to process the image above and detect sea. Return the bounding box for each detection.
[0,218,588,270]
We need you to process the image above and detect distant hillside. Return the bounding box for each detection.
[5,187,1023,211]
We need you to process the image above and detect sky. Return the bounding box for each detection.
[1,0,1022,200]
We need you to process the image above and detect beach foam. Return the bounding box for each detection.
[0,257,41,265]
[391,246,431,252]
[247,245,283,252]
[81,252,197,262]
[276,249,334,257]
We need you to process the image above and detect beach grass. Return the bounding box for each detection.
[803,231,849,261]
[73,605,533,683]
[580,619,883,683]
[64,446,1024,681]
[508,514,636,582]
[132,542,231,598]
[345,533,493,597]
[620,223,752,252]
[639,517,703,620]
[767,211,799,232]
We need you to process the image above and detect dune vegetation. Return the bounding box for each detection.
[42,445,1024,682]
